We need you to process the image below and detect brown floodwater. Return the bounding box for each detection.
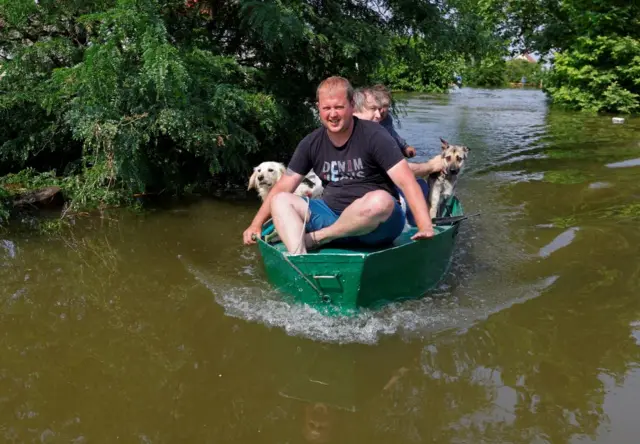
[1,88,639,443]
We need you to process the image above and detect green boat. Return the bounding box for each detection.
[255,196,468,316]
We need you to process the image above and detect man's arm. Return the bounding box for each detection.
[380,114,415,157]
[408,155,443,177]
[369,127,433,238]
[243,168,304,245]
[381,115,409,149]
[386,160,434,239]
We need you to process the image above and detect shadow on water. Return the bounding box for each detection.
[1,88,640,443]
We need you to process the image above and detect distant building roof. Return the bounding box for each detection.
[514,53,537,63]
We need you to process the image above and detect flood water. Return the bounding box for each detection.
[2,88,639,443]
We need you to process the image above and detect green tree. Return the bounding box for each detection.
[463,56,507,87]
[504,59,543,84]
[370,36,463,93]
[0,0,528,222]
[544,36,640,113]
[0,0,394,214]
[483,0,640,113]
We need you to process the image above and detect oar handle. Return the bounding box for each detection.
[432,212,481,226]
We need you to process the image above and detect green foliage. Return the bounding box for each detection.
[370,36,463,93]
[504,59,544,84]
[0,0,391,214]
[0,168,62,226]
[544,36,640,114]
[486,0,640,57]
[462,56,544,88]
[463,57,507,87]
[0,186,9,224]
[482,0,640,113]
[0,0,506,221]
[368,0,508,92]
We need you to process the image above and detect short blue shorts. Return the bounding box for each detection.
[395,178,430,227]
[304,197,406,247]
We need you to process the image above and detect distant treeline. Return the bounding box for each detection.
[463,58,545,88]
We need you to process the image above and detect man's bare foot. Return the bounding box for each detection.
[304,232,322,251]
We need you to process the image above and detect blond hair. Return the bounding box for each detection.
[316,76,354,103]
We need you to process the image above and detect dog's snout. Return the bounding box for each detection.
[258,174,264,181]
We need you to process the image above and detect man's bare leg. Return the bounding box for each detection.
[270,192,311,254]
[304,190,395,249]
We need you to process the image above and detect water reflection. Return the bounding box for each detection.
[606,158,640,169]
[276,268,640,443]
[538,227,579,258]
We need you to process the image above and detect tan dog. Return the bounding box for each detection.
[247,161,324,202]
[426,138,470,218]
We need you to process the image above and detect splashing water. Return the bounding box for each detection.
[183,256,558,345]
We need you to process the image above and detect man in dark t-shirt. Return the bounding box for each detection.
[287,114,402,213]
[242,76,435,254]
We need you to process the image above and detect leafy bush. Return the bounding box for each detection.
[479,0,640,113]
[370,36,463,93]
[544,36,640,114]
[463,57,507,87]
[504,59,544,84]
[0,0,394,212]
[0,187,9,224]
[0,0,501,219]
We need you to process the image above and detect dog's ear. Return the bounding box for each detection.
[247,169,258,191]
[463,146,470,154]
[440,137,449,150]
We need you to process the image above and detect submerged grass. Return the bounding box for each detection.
[543,170,589,185]
[546,203,640,229]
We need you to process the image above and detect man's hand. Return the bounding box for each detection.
[243,224,262,245]
[242,167,304,246]
[408,154,444,178]
[403,146,417,158]
[425,154,444,174]
[411,226,435,241]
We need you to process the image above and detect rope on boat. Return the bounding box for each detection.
[293,196,310,255]
[282,254,330,303]
[255,197,331,304]
[285,196,330,302]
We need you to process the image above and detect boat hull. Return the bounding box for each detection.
[256,197,463,315]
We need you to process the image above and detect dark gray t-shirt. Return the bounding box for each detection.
[288,117,404,213]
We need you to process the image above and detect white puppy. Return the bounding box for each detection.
[247,161,324,201]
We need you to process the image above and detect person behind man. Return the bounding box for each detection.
[352,87,383,124]
[353,87,443,178]
[242,76,435,254]
[371,84,417,158]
